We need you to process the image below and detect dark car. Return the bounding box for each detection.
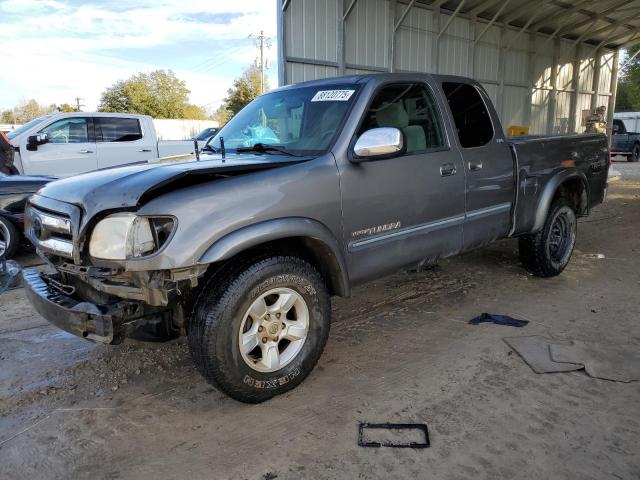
[0,173,55,258]
[611,119,640,162]
[193,127,219,143]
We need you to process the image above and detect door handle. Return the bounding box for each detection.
[440,163,457,177]
[468,161,483,171]
[138,148,152,152]
[78,149,93,154]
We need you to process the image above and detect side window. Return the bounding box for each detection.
[95,117,143,142]
[442,82,494,148]
[359,83,446,154]
[41,118,89,144]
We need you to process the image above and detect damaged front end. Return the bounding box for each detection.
[23,195,205,344]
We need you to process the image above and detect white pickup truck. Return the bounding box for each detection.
[5,112,196,177]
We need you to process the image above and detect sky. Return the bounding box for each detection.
[0,0,278,113]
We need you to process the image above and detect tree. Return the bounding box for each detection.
[98,70,207,119]
[224,65,266,115]
[212,104,232,126]
[1,110,15,123]
[615,45,640,112]
[5,100,56,124]
[57,103,78,112]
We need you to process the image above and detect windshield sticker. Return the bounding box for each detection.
[311,90,355,102]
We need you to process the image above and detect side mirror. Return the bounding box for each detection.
[26,134,48,151]
[352,127,404,162]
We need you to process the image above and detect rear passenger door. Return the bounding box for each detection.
[441,82,514,249]
[339,82,466,283]
[95,117,156,169]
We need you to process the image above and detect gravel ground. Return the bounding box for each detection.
[0,166,639,480]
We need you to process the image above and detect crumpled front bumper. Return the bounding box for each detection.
[22,269,120,344]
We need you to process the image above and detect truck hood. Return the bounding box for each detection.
[36,153,311,215]
[0,174,56,195]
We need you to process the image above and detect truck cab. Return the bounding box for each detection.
[611,118,640,162]
[6,113,197,177]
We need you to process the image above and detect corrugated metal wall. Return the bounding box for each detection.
[278,0,618,135]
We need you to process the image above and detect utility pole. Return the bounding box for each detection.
[74,97,85,112]
[251,31,271,94]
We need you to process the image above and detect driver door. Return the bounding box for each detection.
[338,82,466,284]
[21,117,97,177]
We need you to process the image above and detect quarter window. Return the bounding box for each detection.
[359,83,446,154]
[95,117,143,142]
[41,118,89,144]
[442,82,494,148]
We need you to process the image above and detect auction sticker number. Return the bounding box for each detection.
[311,90,355,102]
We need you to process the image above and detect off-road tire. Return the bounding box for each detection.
[0,216,19,259]
[188,256,331,403]
[630,144,640,162]
[518,198,577,277]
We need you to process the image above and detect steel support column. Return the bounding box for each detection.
[606,49,620,142]
[546,38,560,135]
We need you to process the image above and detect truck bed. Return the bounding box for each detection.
[508,133,609,236]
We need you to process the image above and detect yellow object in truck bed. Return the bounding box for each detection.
[507,125,529,136]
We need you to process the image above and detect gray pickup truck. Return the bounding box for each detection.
[611,118,640,162]
[22,74,608,402]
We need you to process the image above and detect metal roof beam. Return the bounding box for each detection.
[395,0,417,31]
[579,15,637,44]
[438,0,468,39]
[540,0,596,41]
[343,0,358,20]
[467,0,502,17]
[473,0,513,45]
[587,29,637,50]
[620,34,640,49]
[501,1,542,25]
[553,0,635,37]
[529,0,596,31]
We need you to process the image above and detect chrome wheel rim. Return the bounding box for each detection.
[0,222,9,258]
[238,287,310,373]
[547,209,575,266]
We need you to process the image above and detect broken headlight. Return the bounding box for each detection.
[89,213,175,260]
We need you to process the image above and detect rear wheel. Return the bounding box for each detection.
[188,256,331,403]
[0,216,19,260]
[519,198,577,277]
[630,144,640,162]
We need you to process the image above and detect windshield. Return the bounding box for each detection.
[208,85,359,156]
[6,115,54,140]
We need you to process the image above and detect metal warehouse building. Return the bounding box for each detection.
[277,0,640,136]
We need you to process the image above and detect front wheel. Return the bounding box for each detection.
[0,216,19,260]
[188,256,331,403]
[519,198,577,277]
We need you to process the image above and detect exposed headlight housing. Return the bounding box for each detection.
[89,213,175,260]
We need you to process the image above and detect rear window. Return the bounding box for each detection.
[95,117,143,142]
[442,82,494,148]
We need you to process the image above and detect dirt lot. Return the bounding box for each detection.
[1,165,639,480]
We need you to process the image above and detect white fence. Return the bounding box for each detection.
[153,119,218,140]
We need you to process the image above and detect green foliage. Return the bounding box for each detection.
[616,45,640,112]
[1,110,15,123]
[224,65,266,115]
[98,70,207,119]
[57,103,78,112]
[212,104,232,126]
[2,99,56,124]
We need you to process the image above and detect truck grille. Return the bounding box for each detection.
[25,205,75,260]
